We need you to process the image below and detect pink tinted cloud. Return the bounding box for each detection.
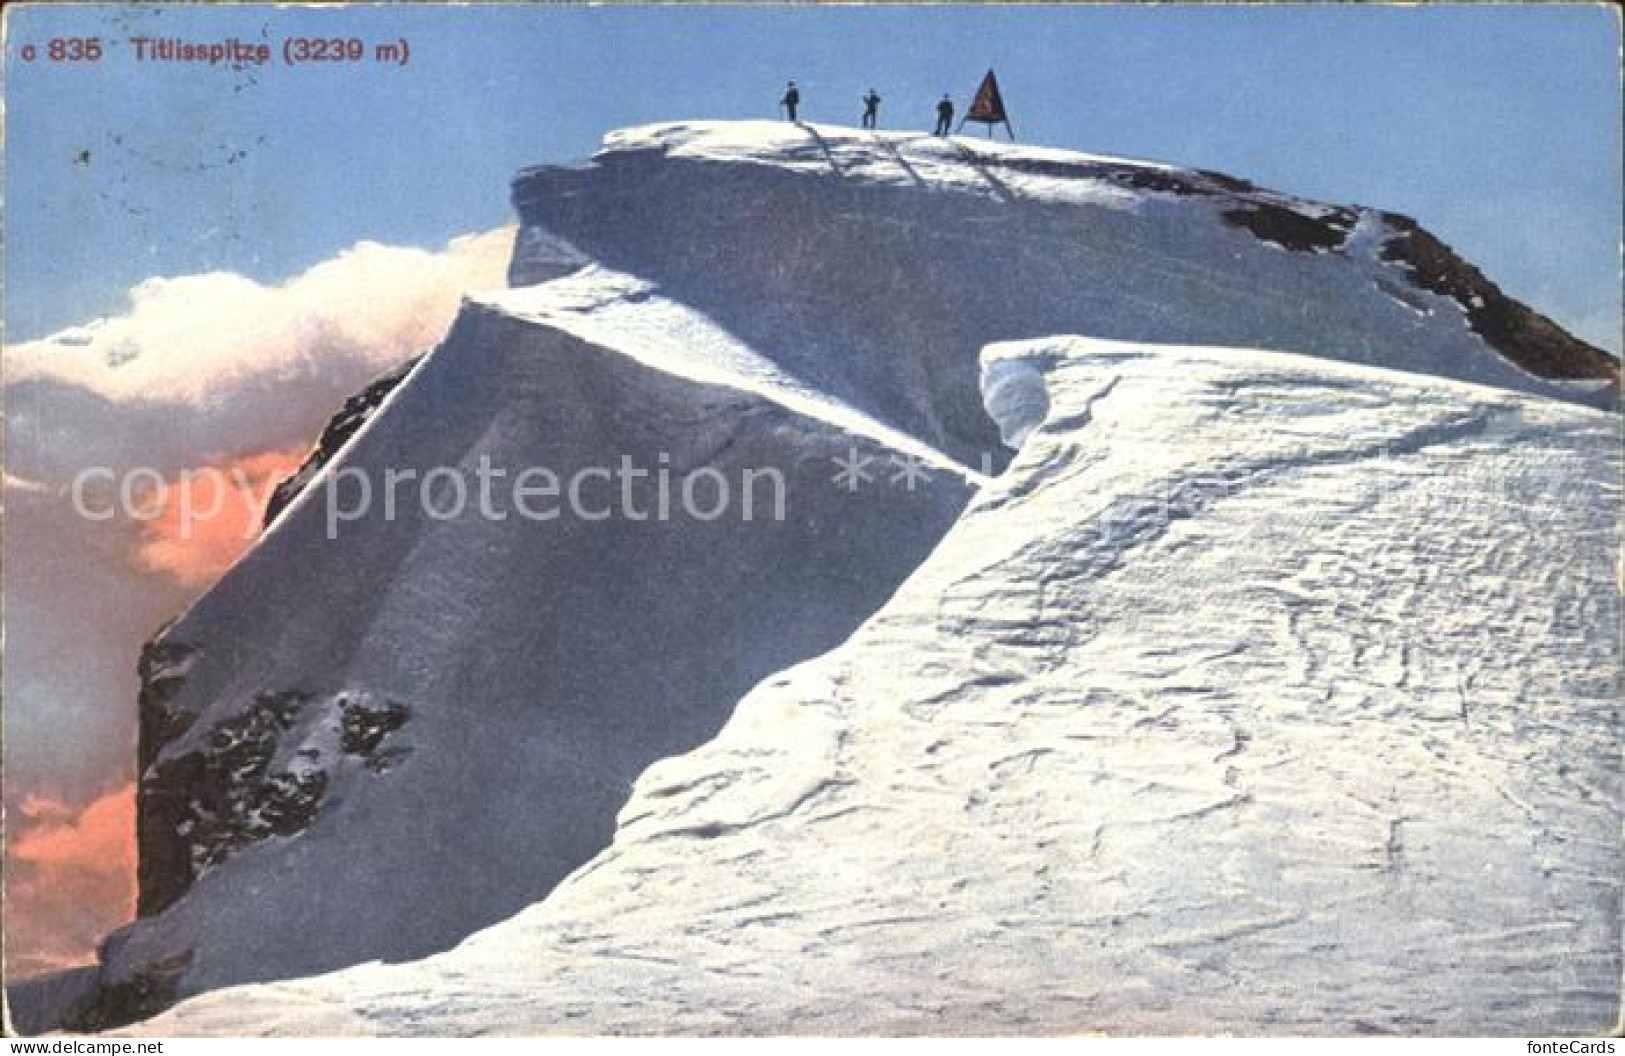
[131,447,309,588]
[7,785,137,978]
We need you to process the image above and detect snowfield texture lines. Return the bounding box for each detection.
[128,340,1621,1036]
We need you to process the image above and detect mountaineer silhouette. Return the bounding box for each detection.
[862,89,881,129]
[934,94,954,136]
[780,81,801,122]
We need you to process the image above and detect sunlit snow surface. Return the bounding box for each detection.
[129,337,1621,1036]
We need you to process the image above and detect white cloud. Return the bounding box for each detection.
[2,226,516,979]
[5,228,514,478]
[9,229,513,404]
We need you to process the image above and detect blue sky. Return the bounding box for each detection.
[5,2,1620,350]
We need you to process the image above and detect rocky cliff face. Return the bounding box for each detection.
[1373,212,1618,381]
[59,122,1621,1033]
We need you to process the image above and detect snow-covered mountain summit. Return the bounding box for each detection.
[31,122,1619,1034]
[513,122,1617,424]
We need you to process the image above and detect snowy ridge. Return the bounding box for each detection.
[597,120,1156,206]
[479,270,988,486]
[512,122,1617,414]
[126,337,1621,1036]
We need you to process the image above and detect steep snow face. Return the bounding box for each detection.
[509,121,1618,462]
[129,339,1621,1036]
[69,277,973,1027]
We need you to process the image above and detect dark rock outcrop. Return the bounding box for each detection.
[1378,211,1620,383]
[137,689,331,917]
[1221,202,1357,253]
[262,355,422,529]
[58,951,193,1034]
[134,684,416,921]
[995,154,1611,380]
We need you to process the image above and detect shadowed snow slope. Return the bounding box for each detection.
[60,285,972,1029]
[127,338,1621,1036]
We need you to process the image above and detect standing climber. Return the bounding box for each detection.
[861,89,882,129]
[934,94,954,136]
[781,80,801,122]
